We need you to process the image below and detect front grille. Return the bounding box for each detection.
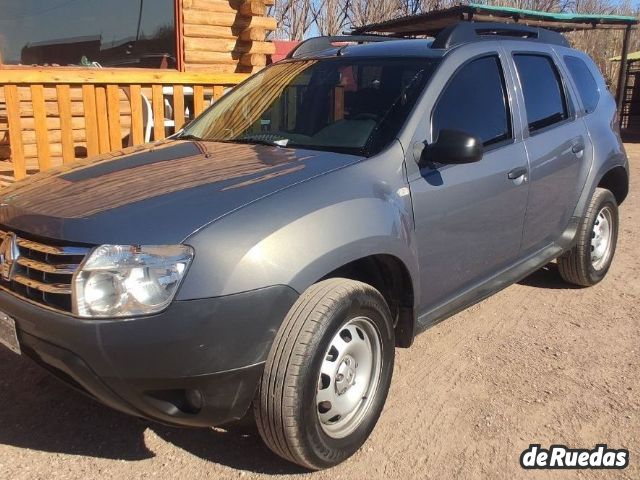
[0,229,91,313]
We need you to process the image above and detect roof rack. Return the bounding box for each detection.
[352,3,637,36]
[287,35,398,59]
[432,21,570,49]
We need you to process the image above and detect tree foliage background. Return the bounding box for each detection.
[269,0,640,87]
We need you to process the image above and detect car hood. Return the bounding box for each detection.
[0,140,362,245]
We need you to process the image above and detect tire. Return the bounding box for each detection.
[254,278,395,470]
[558,187,619,287]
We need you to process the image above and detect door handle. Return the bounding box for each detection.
[508,167,528,180]
[572,143,585,154]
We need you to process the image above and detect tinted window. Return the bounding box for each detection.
[432,56,511,146]
[513,54,568,132]
[0,0,176,69]
[565,56,600,114]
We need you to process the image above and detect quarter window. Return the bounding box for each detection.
[513,54,568,133]
[432,55,511,147]
[564,56,600,114]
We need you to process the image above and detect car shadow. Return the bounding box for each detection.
[517,263,583,290]
[0,349,305,475]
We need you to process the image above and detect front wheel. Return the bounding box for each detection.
[558,187,619,286]
[254,278,395,470]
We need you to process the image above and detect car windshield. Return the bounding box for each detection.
[182,57,439,156]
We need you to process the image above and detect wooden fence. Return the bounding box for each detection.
[0,67,249,186]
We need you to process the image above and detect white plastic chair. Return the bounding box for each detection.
[141,94,175,143]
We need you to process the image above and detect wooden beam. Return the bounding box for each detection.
[56,85,75,164]
[183,0,244,13]
[184,37,275,54]
[173,84,186,131]
[94,86,110,153]
[30,85,51,171]
[106,85,123,149]
[193,85,205,116]
[617,25,632,116]
[151,85,165,141]
[81,85,100,157]
[183,10,276,30]
[129,85,145,145]
[0,68,249,85]
[240,1,266,16]
[3,85,27,180]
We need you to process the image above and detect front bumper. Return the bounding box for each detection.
[0,285,298,427]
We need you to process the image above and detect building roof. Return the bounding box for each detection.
[352,3,638,36]
[271,41,300,63]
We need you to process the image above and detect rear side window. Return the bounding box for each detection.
[432,55,511,146]
[513,54,568,133]
[564,56,600,114]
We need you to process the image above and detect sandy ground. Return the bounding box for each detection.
[0,146,639,480]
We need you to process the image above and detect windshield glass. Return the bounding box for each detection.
[183,57,439,156]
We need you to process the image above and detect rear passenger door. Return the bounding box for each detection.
[506,45,592,254]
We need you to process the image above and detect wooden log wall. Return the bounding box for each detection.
[182,0,277,73]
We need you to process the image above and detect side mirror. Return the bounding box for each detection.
[419,129,483,167]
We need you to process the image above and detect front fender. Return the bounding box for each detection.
[178,143,419,301]
[243,197,417,295]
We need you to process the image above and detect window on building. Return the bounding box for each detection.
[432,55,512,146]
[513,54,569,132]
[0,0,176,69]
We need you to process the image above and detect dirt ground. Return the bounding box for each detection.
[1,147,639,480]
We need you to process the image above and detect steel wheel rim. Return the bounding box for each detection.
[591,206,614,271]
[316,316,383,439]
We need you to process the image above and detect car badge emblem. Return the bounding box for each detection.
[0,232,20,281]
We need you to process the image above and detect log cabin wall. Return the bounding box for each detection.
[181,0,276,73]
[0,0,276,186]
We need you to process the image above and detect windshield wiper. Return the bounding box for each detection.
[175,133,204,141]
[226,137,290,147]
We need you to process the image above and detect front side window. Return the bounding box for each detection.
[184,58,439,156]
[513,54,568,132]
[0,0,176,68]
[564,56,600,114]
[432,55,512,147]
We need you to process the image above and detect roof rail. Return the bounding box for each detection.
[287,35,399,59]
[432,22,570,49]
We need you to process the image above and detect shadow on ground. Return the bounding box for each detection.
[0,349,305,475]
[517,263,583,290]
[0,263,581,473]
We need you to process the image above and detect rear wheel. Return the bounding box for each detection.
[254,278,395,470]
[558,187,619,286]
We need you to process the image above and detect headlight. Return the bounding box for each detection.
[73,245,194,318]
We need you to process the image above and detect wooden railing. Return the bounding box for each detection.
[0,67,249,186]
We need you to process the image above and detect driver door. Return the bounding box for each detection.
[407,50,530,313]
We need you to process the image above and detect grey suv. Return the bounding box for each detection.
[0,22,629,470]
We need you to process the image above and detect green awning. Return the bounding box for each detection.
[467,3,638,24]
[352,3,638,36]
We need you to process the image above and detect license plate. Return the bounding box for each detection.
[0,311,20,355]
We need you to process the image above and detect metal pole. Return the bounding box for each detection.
[616,25,631,117]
